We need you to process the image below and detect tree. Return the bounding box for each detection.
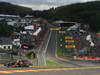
[42,1,100,32]
[0,23,13,37]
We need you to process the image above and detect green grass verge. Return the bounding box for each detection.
[56,33,65,57]
[56,31,74,58]
[46,60,66,67]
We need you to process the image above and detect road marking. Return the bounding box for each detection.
[0,66,100,74]
[30,66,48,68]
[0,71,14,74]
[44,30,52,53]
[37,30,50,66]
[55,55,70,62]
[40,30,52,66]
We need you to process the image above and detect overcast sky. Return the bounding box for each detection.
[0,0,97,10]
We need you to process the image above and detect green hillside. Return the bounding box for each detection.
[0,2,33,17]
[45,1,100,32]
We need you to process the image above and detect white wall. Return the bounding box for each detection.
[0,45,12,50]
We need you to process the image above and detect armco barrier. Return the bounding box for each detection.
[74,56,100,61]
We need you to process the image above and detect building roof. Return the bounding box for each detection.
[0,14,19,18]
[0,37,12,45]
[54,20,78,24]
[33,27,41,36]
[25,15,33,18]
[24,25,34,30]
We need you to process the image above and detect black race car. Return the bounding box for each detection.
[4,60,33,67]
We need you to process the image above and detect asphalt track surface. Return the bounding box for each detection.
[0,29,100,75]
[46,31,100,67]
[0,67,100,75]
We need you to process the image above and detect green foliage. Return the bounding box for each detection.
[26,52,36,60]
[0,2,33,17]
[1,1,100,32]
[43,1,100,32]
[46,60,66,67]
[0,23,13,36]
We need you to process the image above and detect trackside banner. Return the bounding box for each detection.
[74,56,100,61]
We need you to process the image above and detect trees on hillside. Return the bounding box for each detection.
[0,2,33,17]
[0,23,13,37]
[43,1,100,32]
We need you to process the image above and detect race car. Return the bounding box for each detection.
[4,60,33,67]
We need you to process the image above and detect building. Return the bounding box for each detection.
[0,14,19,19]
[54,20,79,28]
[20,23,43,49]
[0,37,13,64]
[0,37,13,51]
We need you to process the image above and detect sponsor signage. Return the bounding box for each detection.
[74,56,100,61]
[21,44,33,50]
[65,36,73,39]
[65,40,74,43]
[65,45,75,48]
[50,28,60,31]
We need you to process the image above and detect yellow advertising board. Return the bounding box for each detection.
[65,40,74,43]
[50,28,60,31]
[65,45,75,48]
[65,36,73,39]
